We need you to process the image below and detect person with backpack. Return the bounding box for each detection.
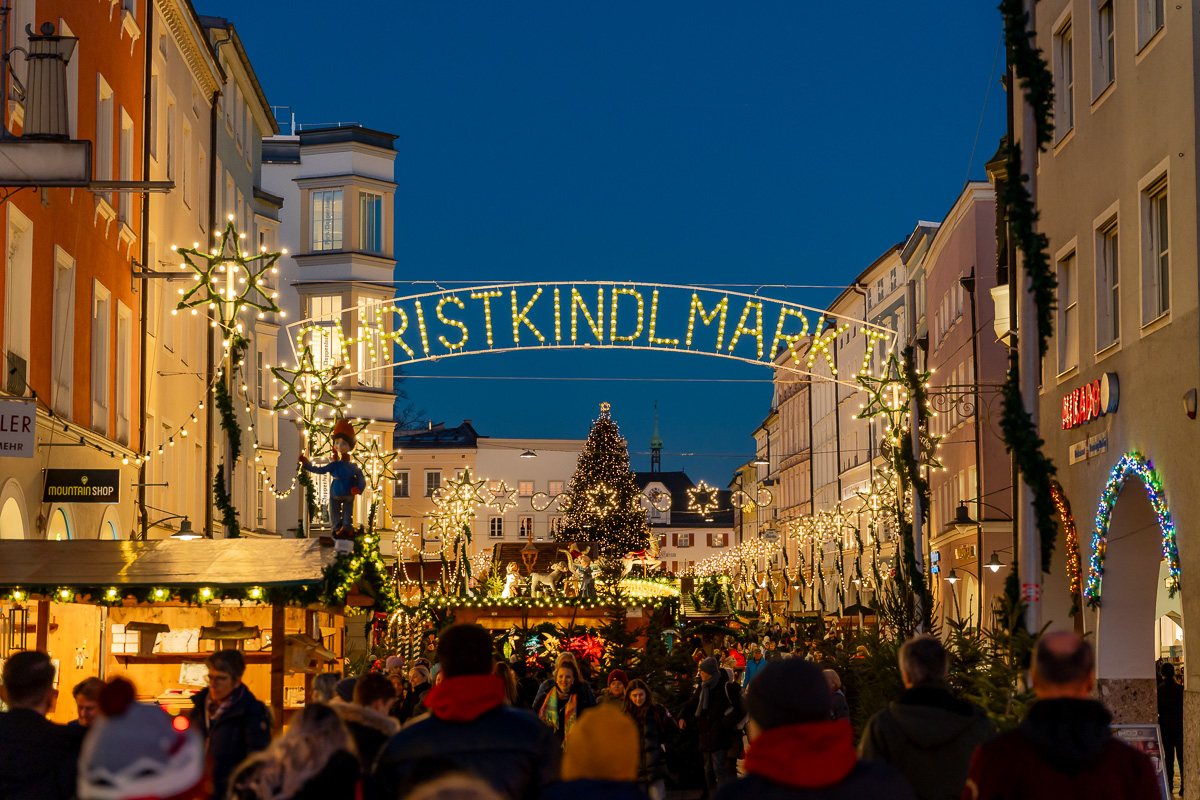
[680,657,746,795]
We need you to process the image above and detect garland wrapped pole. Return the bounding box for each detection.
[1001,0,1059,630]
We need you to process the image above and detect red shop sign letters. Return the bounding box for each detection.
[1061,373,1119,430]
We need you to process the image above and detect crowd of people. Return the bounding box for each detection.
[0,625,1174,800]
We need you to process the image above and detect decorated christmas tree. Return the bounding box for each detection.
[557,403,649,559]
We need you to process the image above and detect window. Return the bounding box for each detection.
[166,96,176,181]
[4,205,32,369]
[311,189,343,251]
[1093,0,1115,95]
[549,480,564,496]
[360,191,383,253]
[519,516,533,539]
[1137,0,1166,49]
[548,516,563,538]
[425,471,441,497]
[678,533,693,548]
[489,517,504,538]
[91,282,111,433]
[1096,221,1120,349]
[96,76,114,204]
[1053,19,1074,140]
[181,122,191,209]
[518,481,534,497]
[116,303,131,445]
[63,21,78,138]
[197,146,207,231]
[1143,179,1170,322]
[394,472,410,498]
[256,473,266,528]
[1056,252,1078,373]
[308,295,343,370]
[119,110,133,223]
[51,247,74,417]
[256,349,266,407]
[357,299,384,389]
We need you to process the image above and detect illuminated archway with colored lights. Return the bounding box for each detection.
[1050,482,1083,615]
[1084,452,1181,606]
[285,282,899,388]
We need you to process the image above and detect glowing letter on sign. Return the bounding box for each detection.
[390,307,415,358]
[413,299,431,357]
[648,289,679,346]
[859,328,889,375]
[571,287,605,343]
[770,307,809,363]
[610,288,644,343]
[511,288,546,344]
[807,316,849,375]
[686,294,728,349]
[727,300,764,358]
[437,296,468,351]
[470,290,503,347]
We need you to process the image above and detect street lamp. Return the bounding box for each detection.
[986,551,1004,573]
[520,449,537,459]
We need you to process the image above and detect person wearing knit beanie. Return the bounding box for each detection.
[698,657,719,677]
[544,705,646,800]
[715,660,912,800]
[77,678,207,800]
[601,669,629,707]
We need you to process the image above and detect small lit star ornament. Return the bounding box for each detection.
[173,217,282,334]
[271,346,346,425]
[487,481,518,514]
[585,485,617,518]
[688,480,719,515]
[362,439,399,492]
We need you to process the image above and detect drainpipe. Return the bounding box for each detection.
[963,269,985,628]
[136,5,153,539]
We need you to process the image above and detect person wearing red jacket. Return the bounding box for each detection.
[963,631,1158,800]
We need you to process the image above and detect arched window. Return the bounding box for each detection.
[47,508,71,540]
[106,520,119,540]
[0,497,24,539]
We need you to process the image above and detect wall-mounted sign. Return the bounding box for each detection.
[954,544,977,561]
[1070,439,1088,465]
[1087,430,1109,459]
[1062,373,1119,430]
[42,469,120,504]
[0,399,36,458]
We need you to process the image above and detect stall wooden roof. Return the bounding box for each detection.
[0,539,337,588]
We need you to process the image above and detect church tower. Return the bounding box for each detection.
[650,409,663,474]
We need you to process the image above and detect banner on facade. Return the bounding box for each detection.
[0,399,36,458]
[42,469,121,504]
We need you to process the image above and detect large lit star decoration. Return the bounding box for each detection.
[433,469,487,527]
[586,485,617,519]
[172,216,283,338]
[271,346,345,426]
[486,481,518,514]
[856,351,911,431]
[688,481,719,515]
[362,439,398,492]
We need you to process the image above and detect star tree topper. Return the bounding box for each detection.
[173,217,283,335]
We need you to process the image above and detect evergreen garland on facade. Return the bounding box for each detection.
[556,403,649,558]
[213,463,241,538]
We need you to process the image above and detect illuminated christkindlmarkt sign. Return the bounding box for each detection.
[287,283,898,384]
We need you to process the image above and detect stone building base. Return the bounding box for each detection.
[1098,677,1157,723]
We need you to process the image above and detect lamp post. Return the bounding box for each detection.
[941,500,1013,628]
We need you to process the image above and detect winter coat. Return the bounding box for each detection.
[1157,677,1184,734]
[543,778,649,800]
[728,649,747,669]
[374,704,560,800]
[858,684,995,800]
[716,763,910,800]
[331,699,400,775]
[679,669,745,752]
[631,704,676,784]
[830,690,849,722]
[0,707,84,800]
[395,681,430,723]
[301,456,366,497]
[516,676,541,710]
[531,676,597,714]
[189,685,273,800]
[742,655,767,688]
[230,748,360,800]
[962,698,1158,800]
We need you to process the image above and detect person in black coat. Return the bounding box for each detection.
[394,665,432,723]
[334,673,399,777]
[229,702,360,800]
[188,649,272,800]
[624,679,676,800]
[715,659,913,800]
[0,651,84,800]
[1158,662,1185,796]
[374,624,560,800]
[678,657,745,794]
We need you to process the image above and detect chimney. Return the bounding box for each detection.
[24,23,78,138]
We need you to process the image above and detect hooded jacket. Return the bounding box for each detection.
[189,685,272,800]
[742,654,767,688]
[858,684,995,800]
[373,675,560,800]
[0,707,84,800]
[963,698,1158,800]
[331,699,400,774]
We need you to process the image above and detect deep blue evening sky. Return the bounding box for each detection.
[216,1,1006,484]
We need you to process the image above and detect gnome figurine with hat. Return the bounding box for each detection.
[300,417,366,540]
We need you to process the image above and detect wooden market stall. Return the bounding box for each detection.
[0,538,363,729]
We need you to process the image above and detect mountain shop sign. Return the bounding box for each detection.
[42,469,121,504]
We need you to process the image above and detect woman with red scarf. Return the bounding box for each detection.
[537,661,595,745]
